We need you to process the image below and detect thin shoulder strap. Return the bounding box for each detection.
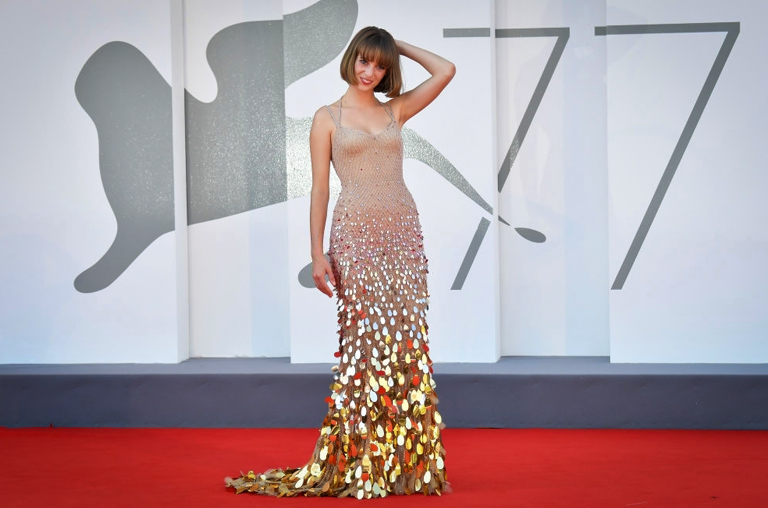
[381,100,396,122]
[324,104,339,127]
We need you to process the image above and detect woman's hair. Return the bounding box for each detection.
[340,26,402,98]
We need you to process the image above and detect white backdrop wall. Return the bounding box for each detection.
[1,0,766,365]
[606,0,768,362]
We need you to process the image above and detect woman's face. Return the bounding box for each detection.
[354,53,386,90]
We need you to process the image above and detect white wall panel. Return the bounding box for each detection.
[184,0,290,358]
[0,0,180,363]
[496,0,610,356]
[606,0,768,362]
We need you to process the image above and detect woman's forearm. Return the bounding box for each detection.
[309,188,329,259]
[396,40,455,79]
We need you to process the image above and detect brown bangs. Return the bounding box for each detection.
[358,39,398,72]
[340,26,403,98]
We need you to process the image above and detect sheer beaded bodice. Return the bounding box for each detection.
[327,101,418,216]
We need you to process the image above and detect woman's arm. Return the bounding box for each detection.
[390,39,456,125]
[309,107,336,298]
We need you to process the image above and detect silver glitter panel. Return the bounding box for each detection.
[283,0,358,87]
[185,20,287,224]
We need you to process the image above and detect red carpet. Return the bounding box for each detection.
[1,428,766,507]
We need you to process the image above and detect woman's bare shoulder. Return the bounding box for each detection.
[312,104,337,131]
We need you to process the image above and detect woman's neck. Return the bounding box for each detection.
[343,86,379,108]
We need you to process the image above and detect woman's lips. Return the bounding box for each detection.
[360,77,372,85]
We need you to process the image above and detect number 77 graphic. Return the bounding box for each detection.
[597,22,739,290]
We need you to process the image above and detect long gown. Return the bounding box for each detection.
[225,99,449,499]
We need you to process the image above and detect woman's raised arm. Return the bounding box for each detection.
[390,40,456,125]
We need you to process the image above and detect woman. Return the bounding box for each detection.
[226,26,455,499]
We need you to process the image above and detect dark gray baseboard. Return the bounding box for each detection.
[2,357,767,429]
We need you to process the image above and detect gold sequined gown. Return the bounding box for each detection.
[225,100,448,498]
